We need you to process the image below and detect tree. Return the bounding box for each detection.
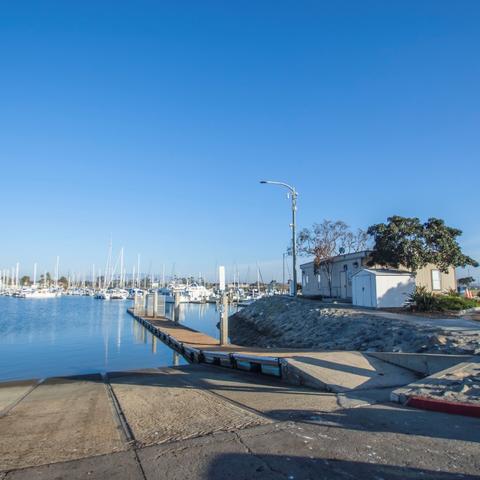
[367,216,478,272]
[20,275,31,286]
[458,276,475,287]
[39,272,52,286]
[58,276,69,289]
[296,220,369,297]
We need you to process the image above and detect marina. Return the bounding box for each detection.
[1,2,479,477]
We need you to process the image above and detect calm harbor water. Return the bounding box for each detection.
[0,296,233,382]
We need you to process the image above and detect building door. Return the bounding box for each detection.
[340,271,348,298]
[354,274,374,307]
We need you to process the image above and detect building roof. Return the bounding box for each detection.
[352,268,413,277]
[300,250,372,269]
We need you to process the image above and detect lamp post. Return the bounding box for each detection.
[260,180,298,296]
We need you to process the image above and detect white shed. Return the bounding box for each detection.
[352,269,415,309]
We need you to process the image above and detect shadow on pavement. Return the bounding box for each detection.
[206,453,479,480]
[266,404,480,443]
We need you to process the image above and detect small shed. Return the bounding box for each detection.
[352,268,415,309]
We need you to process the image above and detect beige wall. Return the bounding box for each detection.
[301,252,370,299]
[301,256,457,298]
[415,265,456,293]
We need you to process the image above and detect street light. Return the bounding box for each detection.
[260,180,298,296]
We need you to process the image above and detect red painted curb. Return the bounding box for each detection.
[407,395,480,418]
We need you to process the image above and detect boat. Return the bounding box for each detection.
[95,290,111,300]
[109,288,129,300]
[185,283,213,303]
[128,288,146,300]
[20,287,62,299]
[158,285,190,304]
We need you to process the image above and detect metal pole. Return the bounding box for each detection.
[291,189,297,296]
[259,180,298,296]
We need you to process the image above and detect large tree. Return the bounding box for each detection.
[296,220,369,296]
[458,276,475,287]
[367,216,478,272]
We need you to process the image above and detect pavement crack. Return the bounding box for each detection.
[233,431,290,479]
[132,449,148,480]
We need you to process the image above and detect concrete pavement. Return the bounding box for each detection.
[0,374,125,471]
[282,351,419,393]
[1,365,479,479]
[359,308,480,333]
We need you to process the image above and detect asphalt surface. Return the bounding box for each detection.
[1,365,479,479]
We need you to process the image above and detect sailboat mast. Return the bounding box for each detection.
[120,247,124,288]
[55,256,59,287]
[137,254,140,289]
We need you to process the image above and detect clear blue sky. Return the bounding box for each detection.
[1,1,479,282]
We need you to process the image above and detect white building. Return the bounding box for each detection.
[351,269,415,308]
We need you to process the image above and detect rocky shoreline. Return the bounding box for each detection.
[229,296,480,355]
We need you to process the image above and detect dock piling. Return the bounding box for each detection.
[219,292,229,346]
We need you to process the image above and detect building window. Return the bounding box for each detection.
[431,269,441,291]
[317,274,321,285]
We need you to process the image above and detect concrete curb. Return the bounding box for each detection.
[457,306,480,315]
[406,395,480,418]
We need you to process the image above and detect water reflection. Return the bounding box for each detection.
[0,296,238,382]
[172,351,180,366]
[0,296,186,382]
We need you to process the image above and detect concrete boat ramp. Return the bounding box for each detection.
[1,365,480,479]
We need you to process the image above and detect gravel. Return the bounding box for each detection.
[230,296,480,355]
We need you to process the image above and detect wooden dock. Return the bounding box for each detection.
[127,308,284,375]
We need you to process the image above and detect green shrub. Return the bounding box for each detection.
[437,296,478,311]
[407,287,479,312]
[408,287,438,312]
